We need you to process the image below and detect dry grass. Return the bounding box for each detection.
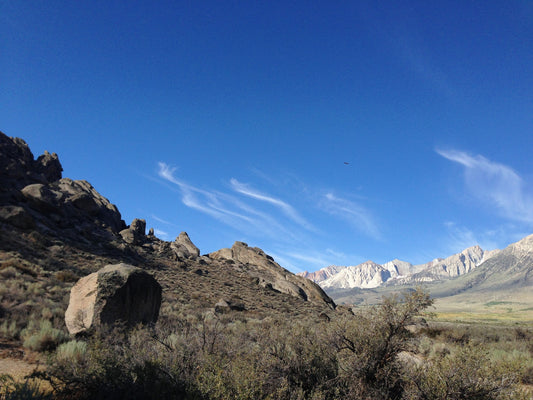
[432,291,533,325]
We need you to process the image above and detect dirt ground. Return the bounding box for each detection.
[0,339,47,388]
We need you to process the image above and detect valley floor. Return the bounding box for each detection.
[432,288,533,325]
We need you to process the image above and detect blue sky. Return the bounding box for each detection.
[1,1,532,272]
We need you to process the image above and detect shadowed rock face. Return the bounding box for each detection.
[65,264,162,335]
[0,132,126,236]
[120,218,147,245]
[0,133,62,191]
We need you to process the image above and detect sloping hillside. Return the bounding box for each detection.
[0,132,335,333]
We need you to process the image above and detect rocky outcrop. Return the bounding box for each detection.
[0,205,35,229]
[35,151,62,183]
[0,132,125,236]
[19,178,125,233]
[209,242,335,309]
[0,133,63,192]
[171,232,200,259]
[214,298,246,313]
[65,263,162,335]
[120,219,147,245]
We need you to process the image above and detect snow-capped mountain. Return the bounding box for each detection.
[297,265,346,282]
[303,245,500,290]
[320,261,391,289]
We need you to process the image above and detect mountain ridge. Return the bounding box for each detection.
[321,233,533,308]
[298,244,501,290]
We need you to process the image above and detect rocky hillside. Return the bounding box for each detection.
[0,132,335,330]
[445,233,533,293]
[300,245,500,290]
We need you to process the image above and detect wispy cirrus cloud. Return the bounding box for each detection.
[442,221,531,256]
[320,192,381,239]
[158,163,260,227]
[157,162,310,242]
[437,149,533,225]
[153,229,169,239]
[229,178,315,231]
[150,214,175,226]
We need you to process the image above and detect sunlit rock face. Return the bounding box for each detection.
[65,263,162,335]
[209,241,336,309]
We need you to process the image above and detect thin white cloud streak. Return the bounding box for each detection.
[437,149,533,225]
[153,229,169,239]
[150,214,175,226]
[285,252,336,269]
[443,221,531,256]
[157,163,382,271]
[229,178,315,231]
[442,221,490,256]
[158,163,251,223]
[321,193,381,239]
[157,162,306,242]
[269,251,335,273]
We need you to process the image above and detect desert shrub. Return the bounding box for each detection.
[430,342,451,358]
[194,319,339,400]
[21,319,69,352]
[407,344,525,400]
[53,270,78,283]
[487,347,533,387]
[55,340,87,364]
[0,259,40,278]
[514,327,533,342]
[261,321,339,399]
[186,315,266,399]
[522,365,533,385]
[0,266,18,279]
[441,327,471,345]
[24,283,45,297]
[39,308,53,321]
[0,319,19,339]
[331,287,433,399]
[45,324,203,400]
[0,374,52,400]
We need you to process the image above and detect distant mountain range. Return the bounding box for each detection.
[331,233,533,308]
[298,245,503,290]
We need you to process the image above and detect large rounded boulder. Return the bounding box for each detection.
[65,263,162,335]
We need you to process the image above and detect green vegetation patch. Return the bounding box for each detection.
[485,300,516,307]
